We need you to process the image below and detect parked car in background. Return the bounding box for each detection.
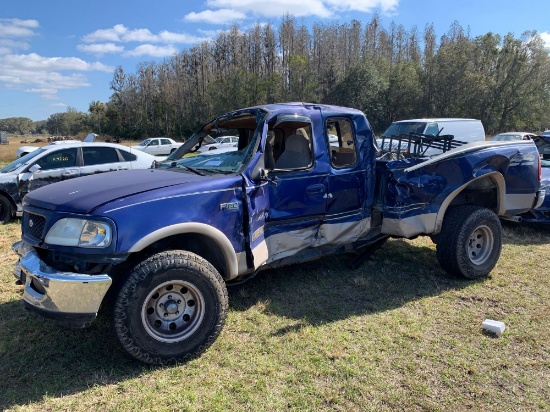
[197,135,239,152]
[16,145,40,158]
[540,130,550,137]
[131,137,183,156]
[16,140,83,158]
[379,118,485,155]
[517,134,550,223]
[197,143,239,155]
[0,142,156,223]
[490,132,536,141]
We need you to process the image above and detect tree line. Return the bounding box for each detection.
[3,15,550,139]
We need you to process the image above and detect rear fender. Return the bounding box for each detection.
[434,172,505,233]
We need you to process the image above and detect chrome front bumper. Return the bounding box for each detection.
[13,241,112,326]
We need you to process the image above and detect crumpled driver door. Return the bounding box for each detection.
[242,122,270,270]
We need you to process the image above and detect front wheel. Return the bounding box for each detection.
[113,250,228,365]
[436,206,502,279]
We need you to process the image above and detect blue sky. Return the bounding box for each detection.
[1,0,549,121]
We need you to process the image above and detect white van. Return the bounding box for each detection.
[380,118,486,155]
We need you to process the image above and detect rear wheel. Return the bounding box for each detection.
[0,194,14,224]
[436,205,502,279]
[113,250,228,364]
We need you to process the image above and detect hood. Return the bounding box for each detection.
[24,169,218,213]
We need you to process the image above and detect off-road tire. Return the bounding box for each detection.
[0,194,14,224]
[113,250,228,365]
[436,205,502,279]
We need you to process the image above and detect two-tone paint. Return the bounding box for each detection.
[12,103,543,326]
[380,140,542,237]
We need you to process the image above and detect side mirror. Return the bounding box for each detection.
[29,164,41,173]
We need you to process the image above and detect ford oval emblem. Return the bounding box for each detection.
[29,219,34,228]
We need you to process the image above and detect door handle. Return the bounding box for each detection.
[306,184,325,195]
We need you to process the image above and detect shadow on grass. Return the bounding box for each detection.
[229,239,475,333]
[0,239,474,409]
[0,301,148,410]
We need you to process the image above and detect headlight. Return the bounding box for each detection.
[45,218,112,248]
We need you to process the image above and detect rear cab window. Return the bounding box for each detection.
[327,118,357,168]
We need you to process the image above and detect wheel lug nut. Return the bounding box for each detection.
[159,303,164,308]
[177,300,182,304]
[164,313,168,317]
[168,295,172,299]
[175,311,179,315]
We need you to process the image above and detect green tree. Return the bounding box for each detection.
[89,101,106,134]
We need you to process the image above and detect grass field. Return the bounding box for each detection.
[0,139,549,411]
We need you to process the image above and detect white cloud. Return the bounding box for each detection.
[0,53,114,101]
[0,18,114,109]
[82,24,206,45]
[1,66,91,90]
[190,0,399,22]
[541,32,550,50]
[26,88,59,100]
[124,44,178,58]
[27,88,58,95]
[190,0,332,20]
[80,24,208,58]
[0,18,39,38]
[0,18,39,54]
[197,28,224,38]
[0,39,32,54]
[323,0,398,13]
[157,30,209,43]
[3,53,112,73]
[81,24,128,43]
[77,43,125,57]
[184,9,247,24]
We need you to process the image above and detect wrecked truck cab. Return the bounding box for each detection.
[13,103,542,365]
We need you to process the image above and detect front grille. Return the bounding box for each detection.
[23,212,46,240]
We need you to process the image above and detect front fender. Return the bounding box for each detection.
[128,222,240,280]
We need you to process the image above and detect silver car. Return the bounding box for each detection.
[0,142,156,223]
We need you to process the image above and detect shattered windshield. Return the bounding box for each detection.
[156,108,266,175]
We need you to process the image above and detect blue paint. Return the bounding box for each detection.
[19,103,542,275]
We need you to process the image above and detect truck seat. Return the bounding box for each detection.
[275,134,311,169]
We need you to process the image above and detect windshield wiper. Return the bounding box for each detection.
[176,164,205,176]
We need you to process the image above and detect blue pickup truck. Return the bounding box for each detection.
[13,103,545,364]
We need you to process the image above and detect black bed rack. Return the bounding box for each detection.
[378,132,467,158]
